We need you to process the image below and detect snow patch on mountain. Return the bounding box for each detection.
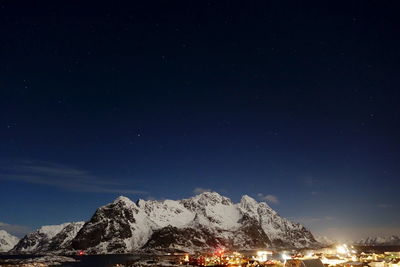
[138,199,195,228]
[37,223,71,240]
[181,192,241,230]
[0,230,19,252]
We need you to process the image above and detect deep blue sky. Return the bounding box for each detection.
[0,1,399,240]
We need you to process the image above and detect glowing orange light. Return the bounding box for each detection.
[216,248,224,255]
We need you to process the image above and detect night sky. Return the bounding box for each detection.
[1,1,399,241]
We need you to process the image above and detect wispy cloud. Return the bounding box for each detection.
[193,187,212,194]
[0,222,32,237]
[257,193,279,204]
[0,160,146,195]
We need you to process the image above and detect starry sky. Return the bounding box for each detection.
[0,1,399,241]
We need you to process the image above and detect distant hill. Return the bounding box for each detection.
[356,236,400,246]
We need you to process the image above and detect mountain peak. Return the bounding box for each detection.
[196,191,222,197]
[0,230,9,235]
[188,191,232,206]
[239,195,259,214]
[113,196,136,206]
[240,195,258,205]
[136,198,146,207]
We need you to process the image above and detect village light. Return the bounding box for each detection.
[306,252,314,258]
[256,251,272,262]
[184,254,189,262]
[282,253,291,264]
[336,245,348,254]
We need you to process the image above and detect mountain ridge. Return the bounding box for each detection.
[11,192,319,254]
[10,222,84,253]
[356,235,400,246]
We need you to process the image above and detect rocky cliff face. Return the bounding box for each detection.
[0,230,19,252]
[12,192,318,254]
[71,196,153,253]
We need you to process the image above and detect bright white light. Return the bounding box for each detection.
[336,245,348,254]
[256,251,272,262]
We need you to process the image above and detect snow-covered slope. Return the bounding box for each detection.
[10,192,318,254]
[0,230,19,252]
[11,222,84,253]
[71,196,154,254]
[70,192,318,253]
[356,236,400,246]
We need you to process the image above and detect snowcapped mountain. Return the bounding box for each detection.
[11,222,84,253]
[10,192,318,254]
[356,236,400,246]
[70,192,318,253]
[0,230,19,252]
